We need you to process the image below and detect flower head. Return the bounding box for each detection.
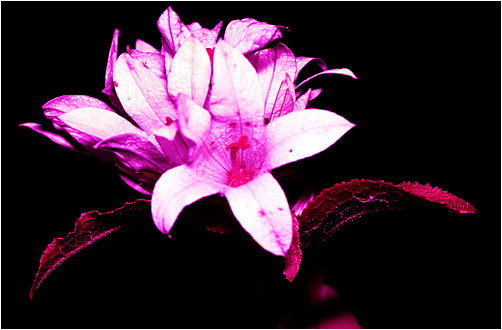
[22,7,356,256]
[152,40,354,256]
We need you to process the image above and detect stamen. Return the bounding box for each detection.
[225,135,257,187]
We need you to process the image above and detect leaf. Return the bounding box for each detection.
[30,199,151,300]
[298,179,476,251]
[283,212,302,282]
[398,181,476,213]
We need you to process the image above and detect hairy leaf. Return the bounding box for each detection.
[30,199,151,300]
[283,212,302,282]
[298,179,476,251]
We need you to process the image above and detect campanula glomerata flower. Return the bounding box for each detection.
[151,40,354,256]
[22,6,356,256]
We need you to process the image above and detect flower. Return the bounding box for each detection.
[151,40,355,256]
[21,6,355,256]
[21,7,287,195]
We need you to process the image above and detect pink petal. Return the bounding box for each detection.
[294,56,327,81]
[157,6,192,56]
[210,39,264,121]
[119,174,152,195]
[42,95,114,119]
[269,74,295,121]
[176,94,212,147]
[113,52,176,133]
[151,164,223,234]
[293,88,322,112]
[296,68,358,90]
[247,43,297,117]
[265,109,355,170]
[102,29,120,97]
[309,88,322,102]
[58,107,149,143]
[135,39,160,53]
[224,18,285,55]
[168,36,211,107]
[154,132,190,167]
[293,88,312,112]
[187,21,222,48]
[225,172,292,256]
[19,123,76,151]
[95,133,170,174]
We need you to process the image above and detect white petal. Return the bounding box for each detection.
[265,109,355,170]
[168,36,211,107]
[187,21,222,48]
[224,18,284,55]
[210,39,264,122]
[225,172,292,256]
[114,53,176,133]
[135,39,160,53]
[58,107,148,141]
[157,6,192,56]
[247,43,296,117]
[177,94,212,146]
[151,164,223,234]
[42,95,114,119]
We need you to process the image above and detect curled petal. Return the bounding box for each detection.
[135,39,160,53]
[224,18,286,54]
[247,43,297,117]
[265,109,355,170]
[157,6,192,56]
[296,68,358,90]
[151,164,223,234]
[210,39,264,122]
[168,36,211,107]
[19,123,76,151]
[225,172,292,256]
[294,56,327,81]
[102,29,120,97]
[114,52,176,133]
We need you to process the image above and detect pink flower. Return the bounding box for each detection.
[151,40,354,256]
[21,7,355,256]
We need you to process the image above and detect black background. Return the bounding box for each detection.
[2,2,500,328]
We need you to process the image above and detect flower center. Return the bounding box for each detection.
[226,135,258,187]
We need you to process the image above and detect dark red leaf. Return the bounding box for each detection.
[298,179,476,251]
[398,181,476,213]
[283,212,302,282]
[30,199,151,300]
